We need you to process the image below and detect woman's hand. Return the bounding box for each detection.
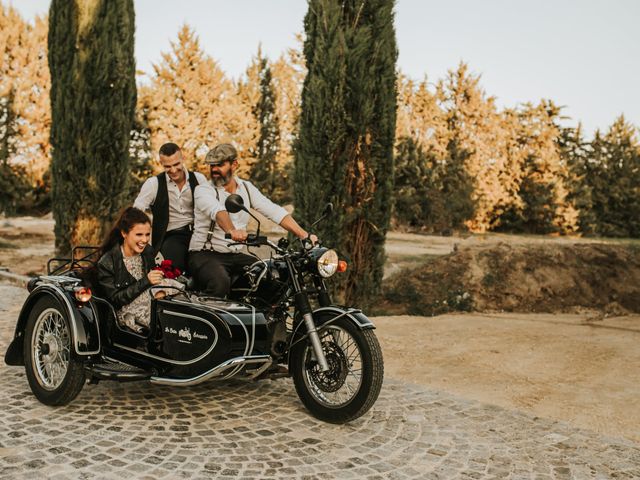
[147,270,164,285]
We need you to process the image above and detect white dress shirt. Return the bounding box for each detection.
[133,168,207,232]
[189,177,289,253]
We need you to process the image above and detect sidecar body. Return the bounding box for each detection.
[4,247,277,404]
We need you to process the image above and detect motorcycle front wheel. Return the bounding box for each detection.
[23,296,86,406]
[290,317,384,424]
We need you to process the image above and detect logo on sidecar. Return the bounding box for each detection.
[178,327,192,342]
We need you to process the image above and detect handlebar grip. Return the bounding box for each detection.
[224,233,231,239]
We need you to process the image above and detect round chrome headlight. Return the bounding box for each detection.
[317,249,339,278]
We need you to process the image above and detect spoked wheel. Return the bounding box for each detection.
[24,296,85,406]
[290,317,383,423]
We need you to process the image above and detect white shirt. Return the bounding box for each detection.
[189,177,289,253]
[133,168,207,232]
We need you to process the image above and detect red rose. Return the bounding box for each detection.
[152,259,181,279]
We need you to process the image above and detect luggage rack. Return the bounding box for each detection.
[47,245,101,275]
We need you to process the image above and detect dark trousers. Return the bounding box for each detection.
[188,250,256,298]
[159,227,192,274]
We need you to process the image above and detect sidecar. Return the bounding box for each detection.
[4,247,277,406]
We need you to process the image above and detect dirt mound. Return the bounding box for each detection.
[382,242,640,315]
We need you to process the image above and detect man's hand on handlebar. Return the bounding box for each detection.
[229,229,247,242]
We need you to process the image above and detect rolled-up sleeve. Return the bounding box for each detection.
[245,181,288,225]
[133,177,158,211]
[194,184,225,219]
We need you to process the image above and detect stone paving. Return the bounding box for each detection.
[0,283,639,479]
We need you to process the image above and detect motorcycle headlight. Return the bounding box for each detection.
[317,249,339,278]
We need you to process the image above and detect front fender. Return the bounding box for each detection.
[312,306,376,330]
[4,285,101,366]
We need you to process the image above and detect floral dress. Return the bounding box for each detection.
[117,253,150,333]
[116,251,184,333]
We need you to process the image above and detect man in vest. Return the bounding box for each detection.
[188,143,317,297]
[133,142,207,274]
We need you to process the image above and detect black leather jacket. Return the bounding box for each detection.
[97,243,155,309]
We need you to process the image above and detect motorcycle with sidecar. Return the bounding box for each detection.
[4,195,384,423]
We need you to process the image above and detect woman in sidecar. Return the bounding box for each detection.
[96,207,182,334]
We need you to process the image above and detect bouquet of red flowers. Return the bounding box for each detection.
[152,259,182,279]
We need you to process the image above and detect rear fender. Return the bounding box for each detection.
[4,285,101,366]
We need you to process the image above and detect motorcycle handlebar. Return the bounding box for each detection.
[224,233,269,246]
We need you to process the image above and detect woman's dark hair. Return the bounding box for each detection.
[100,207,151,255]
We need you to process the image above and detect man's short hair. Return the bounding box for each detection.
[159,142,181,157]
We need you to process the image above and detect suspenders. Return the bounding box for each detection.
[202,181,253,251]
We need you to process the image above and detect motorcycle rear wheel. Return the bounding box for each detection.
[23,296,86,406]
[290,317,383,424]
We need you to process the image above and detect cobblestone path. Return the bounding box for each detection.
[0,284,638,479]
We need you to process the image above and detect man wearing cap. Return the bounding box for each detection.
[133,142,208,274]
[188,143,317,297]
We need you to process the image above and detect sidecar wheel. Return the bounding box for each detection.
[290,318,383,424]
[23,296,86,406]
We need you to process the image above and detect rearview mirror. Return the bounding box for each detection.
[225,194,247,214]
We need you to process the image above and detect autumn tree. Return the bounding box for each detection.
[49,0,136,252]
[500,101,578,234]
[0,91,30,214]
[142,24,255,176]
[436,63,518,232]
[295,0,397,307]
[0,5,51,213]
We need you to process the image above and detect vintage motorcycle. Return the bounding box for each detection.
[4,195,384,424]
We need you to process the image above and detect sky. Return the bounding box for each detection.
[9,0,640,137]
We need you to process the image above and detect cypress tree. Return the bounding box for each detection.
[251,56,283,201]
[295,0,397,307]
[48,0,136,253]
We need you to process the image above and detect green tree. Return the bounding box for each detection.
[48,0,136,253]
[295,0,397,307]
[393,136,447,231]
[560,124,596,234]
[271,37,306,202]
[251,55,283,201]
[588,117,640,237]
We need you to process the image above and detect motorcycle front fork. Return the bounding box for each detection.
[294,292,330,372]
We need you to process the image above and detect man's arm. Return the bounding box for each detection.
[194,185,246,241]
[279,215,311,240]
[244,181,316,242]
[133,177,158,211]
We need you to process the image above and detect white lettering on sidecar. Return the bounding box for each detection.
[164,326,209,343]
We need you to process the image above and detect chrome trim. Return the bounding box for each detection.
[114,310,219,366]
[150,355,272,386]
[31,284,101,356]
